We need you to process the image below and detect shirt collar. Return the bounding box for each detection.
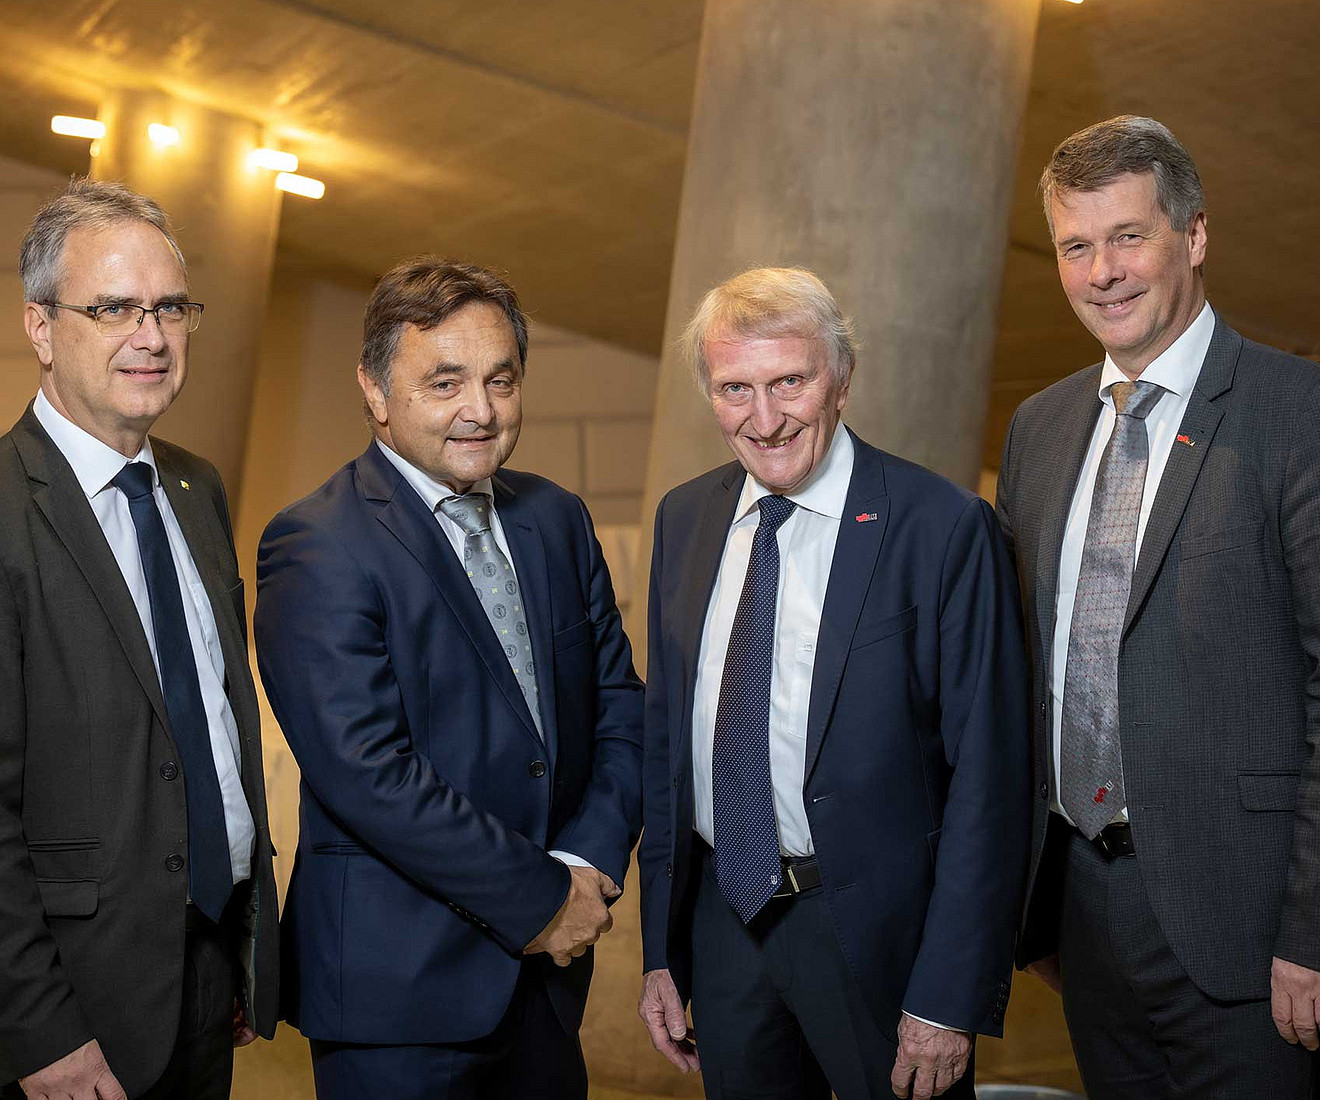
[1098,300,1216,405]
[733,421,855,524]
[33,389,156,499]
[374,439,494,513]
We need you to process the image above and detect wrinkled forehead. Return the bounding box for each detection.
[57,220,187,300]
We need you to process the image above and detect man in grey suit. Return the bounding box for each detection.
[0,180,278,1099]
[996,115,1319,1097]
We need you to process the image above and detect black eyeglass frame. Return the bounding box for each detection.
[44,300,206,334]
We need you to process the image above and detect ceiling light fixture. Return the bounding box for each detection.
[250,148,299,172]
[51,116,105,139]
[275,172,325,199]
[148,123,180,147]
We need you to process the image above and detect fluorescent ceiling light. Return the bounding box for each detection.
[275,172,325,199]
[51,116,105,139]
[250,148,299,172]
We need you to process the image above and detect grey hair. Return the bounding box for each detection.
[683,267,858,393]
[1040,115,1205,234]
[19,177,186,311]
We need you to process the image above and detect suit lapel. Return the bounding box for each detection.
[361,446,542,748]
[1123,322,1238,634]
[804,435,889,781]
[494,478,561,762]
[1032,371,1104,671]
[12,408,170,732]
[673,466,743,782]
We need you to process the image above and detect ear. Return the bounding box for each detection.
[1187,210,1208,269]
[357,364,389,426]
[24,302,55,367]
[835,363,854,413]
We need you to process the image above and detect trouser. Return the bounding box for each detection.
[1058,827,1315,1099]
[308,964,587,1100]
[689,845,975,1100]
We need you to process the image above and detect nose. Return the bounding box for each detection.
[130,309,168,353]
[748,389,785,439]
[1089,243,1122,289]
[459,382,494,427]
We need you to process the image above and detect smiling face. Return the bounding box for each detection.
[1050,171,1207,377]
[24,220,190,456]
[705,330,851,495]
[359,300,523,493]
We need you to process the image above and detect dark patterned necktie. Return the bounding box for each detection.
[1060,380,1164,837]
[712,494,796,923]
[112,461,233,920]
[438,493,542,737]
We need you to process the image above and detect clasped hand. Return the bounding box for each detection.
[524,865,620,966]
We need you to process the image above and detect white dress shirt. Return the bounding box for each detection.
[692,424,854,857]
[34,390,254,882]
[1049,301,1216,825]
[374,440,590,871]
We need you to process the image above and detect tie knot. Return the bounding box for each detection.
[439,493,492,536]
[757,494,796,533]
[111,461,155,501]
[1110,379,1162,421]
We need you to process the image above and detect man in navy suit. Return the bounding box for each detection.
[255,258,643,1099]
[636,268,1031,1100]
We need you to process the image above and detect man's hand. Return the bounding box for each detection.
[233,999,258,1048]
[890,1014,972,1100]
[524,865,619,966]
[19,1039,126,1100]
[638,968,699,1073]
[1026,954,1063,995]
[1271,956,1320,1050]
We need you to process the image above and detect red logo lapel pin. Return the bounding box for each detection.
[855,512,878,523]
[1176,434,1195,447]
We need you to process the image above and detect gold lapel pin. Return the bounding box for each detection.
[179,479,191,490]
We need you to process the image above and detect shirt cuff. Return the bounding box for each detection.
[903,1011,965,1033]
[548,850,593,869]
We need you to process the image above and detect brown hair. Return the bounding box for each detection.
[360,257,529,394]
[1040,115,1204,234]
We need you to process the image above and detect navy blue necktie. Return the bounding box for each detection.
[112,462,232,921]
[712,494,796,923]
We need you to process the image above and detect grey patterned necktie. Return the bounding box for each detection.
[439,493,542,737]
[1060,379,1163,837]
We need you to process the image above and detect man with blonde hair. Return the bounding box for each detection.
[637,267,1030,1100]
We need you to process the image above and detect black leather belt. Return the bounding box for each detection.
[1090,822,1136,859]
[771,855,822,897]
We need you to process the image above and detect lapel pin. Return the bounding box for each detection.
[179,479,190,490]
[1175,434,1195,447]
[855,512,878,523]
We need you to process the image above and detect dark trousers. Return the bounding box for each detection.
[308,965,586,1100]
[1058,828,1314,1099]
[137,902,240,1100]
[689,847,974,1100]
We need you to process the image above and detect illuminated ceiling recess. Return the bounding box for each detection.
[275,172,325,200]
[50,115,104,139]
[250,147,298,172]
[147,123,180,147]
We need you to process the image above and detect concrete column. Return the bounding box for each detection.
[92,90,282,500]
[641,0,1040,520]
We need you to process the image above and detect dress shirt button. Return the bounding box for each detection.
[529,760,547,778]
[165,853,184,873]
[160,761,179,781]
[1039,782,1049,800]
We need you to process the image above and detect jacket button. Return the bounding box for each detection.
[1038,701,1047,719]
[672,776,679,789]
[165,853,184,872]
[1039,782,1049,800]
[529,760,546,778]
[160,761,179,780]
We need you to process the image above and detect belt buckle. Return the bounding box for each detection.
[784,862,801,894]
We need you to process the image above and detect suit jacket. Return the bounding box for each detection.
[637,429,1031,1038]
[0,405,279,1095]
[996,317,1320,1000]
[254,441,643,1044]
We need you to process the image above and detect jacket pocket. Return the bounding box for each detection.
[851,605,917,651]
[1237,772,1299,812]
[553,617,592,651]
[37,879,99,918]
[1179,522,1264,561]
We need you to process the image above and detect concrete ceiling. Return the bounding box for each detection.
[0,0,1314,467]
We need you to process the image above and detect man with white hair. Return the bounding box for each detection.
[637,267,1030,1100]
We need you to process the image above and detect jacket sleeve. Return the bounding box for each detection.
[255,508,570,955]
[0,564,93,1082]
[544,497,645,891]
[637,496,675,973]
[900,496,1033,1036]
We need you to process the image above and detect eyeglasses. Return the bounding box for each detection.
[46,301,205,336]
